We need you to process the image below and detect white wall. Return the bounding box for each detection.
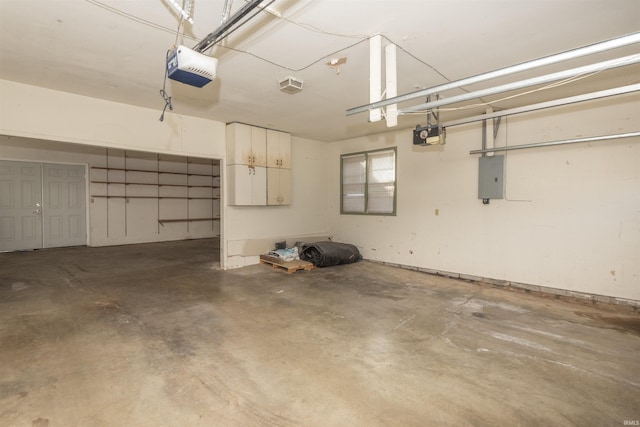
[225,136,330,268]
[0,80,226,158]
[0,80,331,268]
[0,136,220,246]
[8,79,636,300]
[328,96,640,301]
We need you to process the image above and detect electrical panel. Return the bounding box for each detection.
[478,155,504,200]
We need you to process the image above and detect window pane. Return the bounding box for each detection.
[368,151,395,184]
[367,150,395,213]
[342,154,366,213]
[343,192,365,212]
[341,148,396,215]
[342,155,365,184]
[367,183,394,213]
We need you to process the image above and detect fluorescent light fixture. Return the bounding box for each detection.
[165,0,194,24]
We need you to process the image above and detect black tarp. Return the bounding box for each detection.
[300,242,362,267]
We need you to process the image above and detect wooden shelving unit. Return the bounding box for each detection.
[90,152,221,236]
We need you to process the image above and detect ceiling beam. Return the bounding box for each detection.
[399,54,640,114]
[469,132,640,155]
[443,84,640,128]
[346,32,640,116]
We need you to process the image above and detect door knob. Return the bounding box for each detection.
[34,209,41,214]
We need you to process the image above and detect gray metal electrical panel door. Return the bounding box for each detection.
[478,155,504,199]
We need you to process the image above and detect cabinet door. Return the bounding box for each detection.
[277,168,291,205]
[251,127,267,167]
[228,165,266,206]
[266,130,281,168]
[227,123,252,166]
[251,166,267,205]
[267,168,291,206]
[227,164,251,205]
[266,130,291,169]
[279,132,291,169]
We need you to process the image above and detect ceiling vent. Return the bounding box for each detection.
[279,76,303,94]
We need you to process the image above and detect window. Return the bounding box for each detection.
[341,147,396,215]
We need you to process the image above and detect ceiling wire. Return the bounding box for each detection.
[82,0,452,82]
[160,1,190,121]
[84,0,594,111]
[280,17,369,39]
[84,0,193,39]
[221,37,369,72]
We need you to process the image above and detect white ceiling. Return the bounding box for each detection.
[1,0,639,142]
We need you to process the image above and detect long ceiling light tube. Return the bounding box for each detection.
[443,84,640,128]
[399,54,640,114]
[469,132,640,155]
[193,0,266,53]
[346,32,640,116]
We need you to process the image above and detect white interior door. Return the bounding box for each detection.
[0,161,43,251]
[42,163,86,248]
[0,160,86,251]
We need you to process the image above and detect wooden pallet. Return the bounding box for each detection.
[259,255,315,274]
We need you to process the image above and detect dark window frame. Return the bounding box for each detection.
[340,147,397,216]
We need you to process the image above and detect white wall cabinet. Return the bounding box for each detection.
[227,123,266,167]
[227,164,266,206]
[227,123,267,206]
[266,129,291,206]
[267,129,291,169]
[267,168,291,206]
[227,123,291,206]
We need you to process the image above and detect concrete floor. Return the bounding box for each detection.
[1,239,639,426]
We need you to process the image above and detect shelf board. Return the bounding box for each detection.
[91,196,220,200]
[90,195,156,199]
[158,217,220,224]
[90,181,219,189]
[91,181,157,186]
[91,167,220,178]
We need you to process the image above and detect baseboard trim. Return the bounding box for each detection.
[369,260,640,309]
